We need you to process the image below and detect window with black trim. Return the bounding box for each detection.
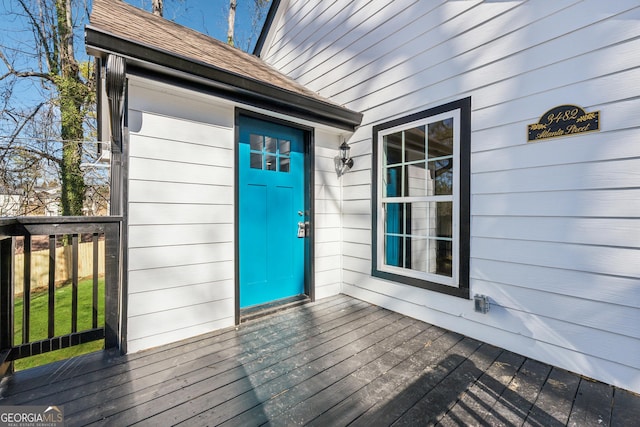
[372,98,470,298]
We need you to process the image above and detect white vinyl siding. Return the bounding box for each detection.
[124,77,347,352]
[126,78,235,352]
[314,136,344,299]
[262,0,640,393]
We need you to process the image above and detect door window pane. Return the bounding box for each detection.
[265,136,277,153]
[279,139,291,156]
[280,157,290,172]
[265,154,277,171]
[250,134,263,151]
[250,153,262,169]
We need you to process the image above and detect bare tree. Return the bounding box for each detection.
[245,0,271,51]
[0,0,96,216]
[152,0,163,17]
[227,0,237,46]
[226,0,271,51]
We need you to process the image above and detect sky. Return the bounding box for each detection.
[125,0,270,53]
[0,0,271,112]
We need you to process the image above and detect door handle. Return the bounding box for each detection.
[297,221,309,238]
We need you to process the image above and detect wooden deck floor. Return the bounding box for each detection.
[0,294,638,426]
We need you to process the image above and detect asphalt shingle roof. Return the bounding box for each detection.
[86,0,361,129]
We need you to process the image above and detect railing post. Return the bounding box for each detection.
[22,235,31,344]
[71,234,79,334]
[0,237,15,376]
[103,222,121,351]
[92,233,99,329]
[48,235,56,338]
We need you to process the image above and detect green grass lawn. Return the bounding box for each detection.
[13,278,105,371]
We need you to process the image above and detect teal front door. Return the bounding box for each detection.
[238,115,307,308]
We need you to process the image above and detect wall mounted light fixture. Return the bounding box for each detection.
[338,140,354,175]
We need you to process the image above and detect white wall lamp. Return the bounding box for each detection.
[338,140,354,176]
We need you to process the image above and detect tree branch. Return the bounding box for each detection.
[0,51,55,82]
[8,102,45,143]
[16,0,58,73]
[6,145,62,165]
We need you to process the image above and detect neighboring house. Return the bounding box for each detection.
[0,186,59,216]
[35,184,61,216]
[0,191,22,217]
[86,0,640,394]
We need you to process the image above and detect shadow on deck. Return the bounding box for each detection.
[0,294,638,426]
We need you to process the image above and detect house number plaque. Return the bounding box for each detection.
[528,104,600,142]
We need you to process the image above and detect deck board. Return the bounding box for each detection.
[301,327,451,426]
[397,340,503,426]
[0,294,637,426]
[72,296,381,425]
[435,350,523,426]
[484,358,552,426]
[611,388,640,426]
[524,367,581,427]
[567,379,614,427]
[4,295,352,402]
[199,317,425,426]
[231,321,432,426]
[166,310,406,426]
